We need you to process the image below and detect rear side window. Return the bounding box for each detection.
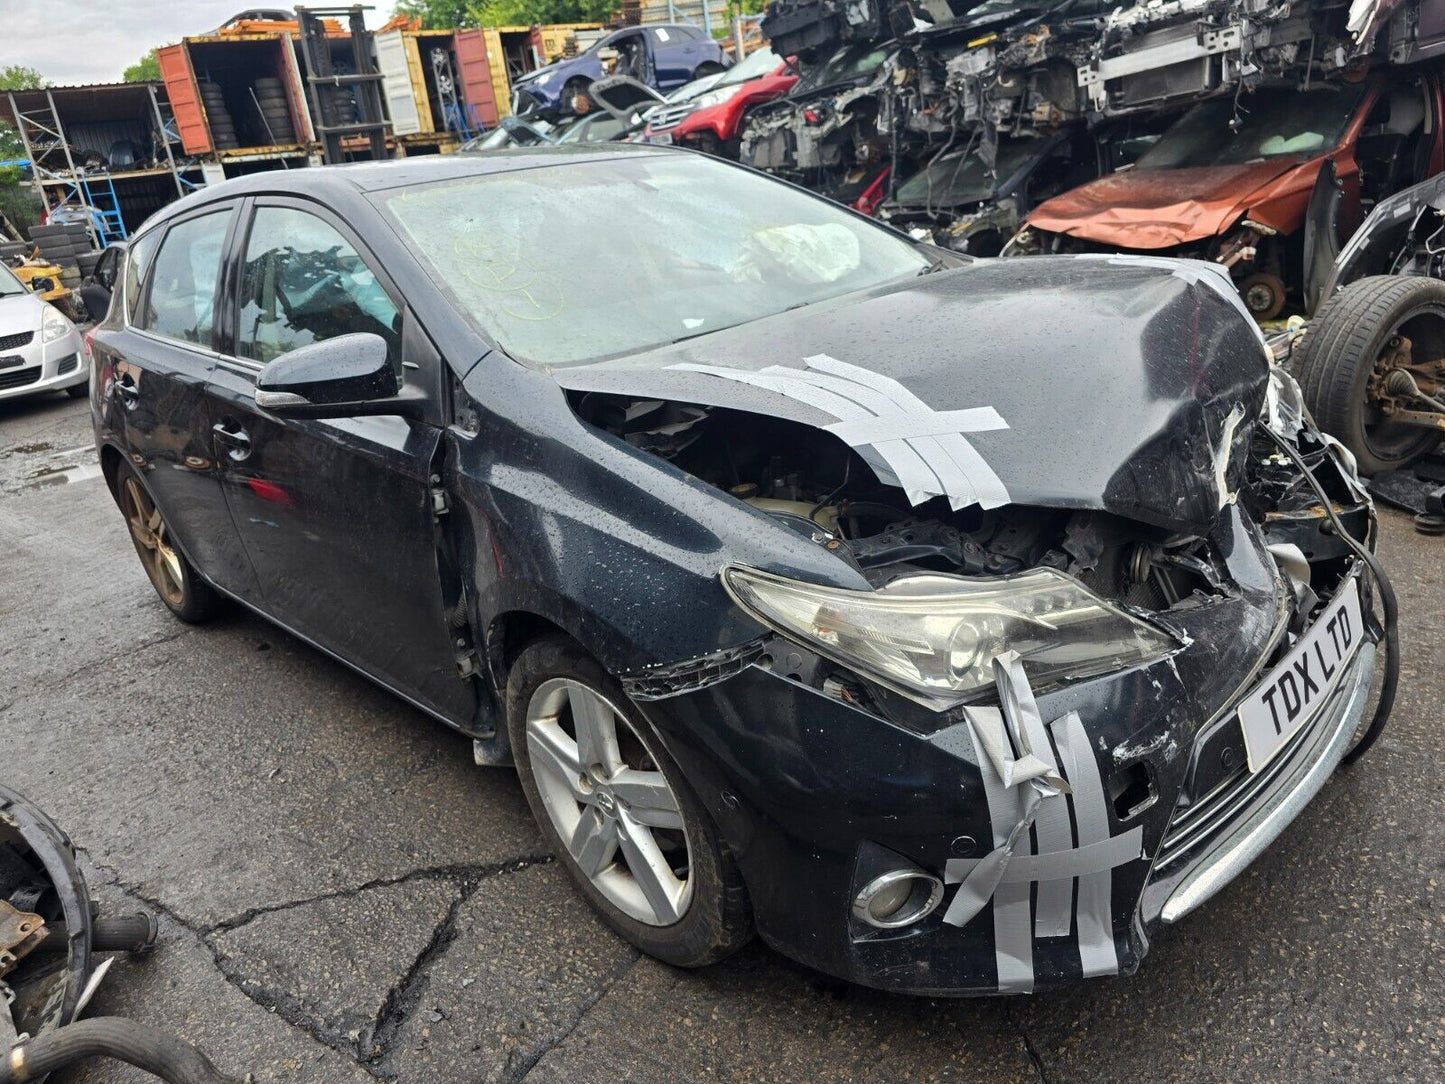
[140,212,230,345]
[236,206,400,366]
[122,229,163,324]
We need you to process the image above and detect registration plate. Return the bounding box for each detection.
[647,132,673,145]
[1237,577,1363,772]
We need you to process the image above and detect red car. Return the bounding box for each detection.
[643,47,798,157]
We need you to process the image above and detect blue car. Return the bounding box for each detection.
[511,24,731,117]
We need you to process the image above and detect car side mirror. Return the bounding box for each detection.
[29,276,55,294]
[253,333,424,419]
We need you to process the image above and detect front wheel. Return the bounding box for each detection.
[506,636,752,967]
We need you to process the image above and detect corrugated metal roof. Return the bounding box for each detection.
[1,83,164,131]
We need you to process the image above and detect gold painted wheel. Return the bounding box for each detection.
[120,476,186,607]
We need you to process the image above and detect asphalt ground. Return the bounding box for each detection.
[1,389,1441,1083]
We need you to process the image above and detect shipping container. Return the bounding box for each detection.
[158,34,313,158]
[374,28,476,137]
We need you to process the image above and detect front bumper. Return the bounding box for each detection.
[638,540,1380,995]
[0,326,85,401]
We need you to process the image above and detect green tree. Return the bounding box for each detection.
[0,65,45,162]
[123,50,163,82]
[392,0,478,27]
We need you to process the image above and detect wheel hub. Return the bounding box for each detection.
[525,678,694,927]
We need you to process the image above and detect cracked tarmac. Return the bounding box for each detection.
[2,392,1442,1083]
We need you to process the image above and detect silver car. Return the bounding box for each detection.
[0,263,85,403]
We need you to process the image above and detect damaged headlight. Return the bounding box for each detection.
[723,566,1180,710]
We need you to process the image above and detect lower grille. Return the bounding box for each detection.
[1154,719,1316,872]
[0,366,42,391]
[0,331,34,352]
[56,353,80,375]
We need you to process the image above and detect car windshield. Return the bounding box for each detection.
[895,134,1048,205]
[0,264,26,297]
[717,47,783,87]
[800,44,891,92]
[377,152,928,367]
[1134,85,1368,170]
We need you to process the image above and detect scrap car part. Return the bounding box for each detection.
[1,785,237,1083]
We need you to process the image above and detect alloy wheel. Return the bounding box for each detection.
[120,476,185,607]
[524,678,693,926]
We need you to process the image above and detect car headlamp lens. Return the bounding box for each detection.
[691,84,742,111]
[722,565,1180,709]
[41,305,73,343]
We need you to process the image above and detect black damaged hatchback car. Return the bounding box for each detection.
[89,147,1396,995]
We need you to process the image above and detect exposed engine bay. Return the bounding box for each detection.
[574,394,1365,616]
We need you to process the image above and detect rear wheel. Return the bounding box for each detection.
[1295,275,1445,473]
[506,636,752,967]
[114,464,222,623]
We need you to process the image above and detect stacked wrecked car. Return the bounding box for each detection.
[738,0,1445,474]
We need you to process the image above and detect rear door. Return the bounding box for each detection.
[203,196,476,724]
[107,204,260,598]
[647,27,689,88]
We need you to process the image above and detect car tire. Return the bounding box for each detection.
[113,463,223,624]
[1294,275,1445,473]
[562,77,591,116]
[506,635,753,968]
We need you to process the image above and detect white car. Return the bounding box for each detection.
[0,263,85,403]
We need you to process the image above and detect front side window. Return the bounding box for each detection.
[141,212,229,345]
[124,229,163,322]
[0,264,25,297]
[236,206,400,366]
[378,153,928,367]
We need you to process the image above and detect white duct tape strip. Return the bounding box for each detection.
[993,652,1075,938]
[938,665,1148,989]
[945,827,1142,884]
[667,355,1011,511]
[1052,711,1126,977]
[950,705,1038,993]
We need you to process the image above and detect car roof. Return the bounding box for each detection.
[142,145,679,230]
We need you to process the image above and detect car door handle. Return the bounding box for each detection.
[212,421,252,461]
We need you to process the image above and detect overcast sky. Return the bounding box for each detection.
[0,1,393,86]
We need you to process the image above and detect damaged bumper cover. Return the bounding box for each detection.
[626,499,1381,995]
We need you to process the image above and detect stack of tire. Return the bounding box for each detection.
[200,81,238,149]
[24,222,96,289]
[327,85,359,127]
[251,77,296,145]
[0,239,29,264]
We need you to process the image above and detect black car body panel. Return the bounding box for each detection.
[555,256,1268,535]
[89,149,1389,997]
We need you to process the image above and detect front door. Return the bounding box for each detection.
[204,198,476,724]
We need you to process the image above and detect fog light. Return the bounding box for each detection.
[852,870,944,929]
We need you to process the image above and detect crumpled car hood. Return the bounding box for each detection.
[1027,158,1316,248]
[553,255,1269,534]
